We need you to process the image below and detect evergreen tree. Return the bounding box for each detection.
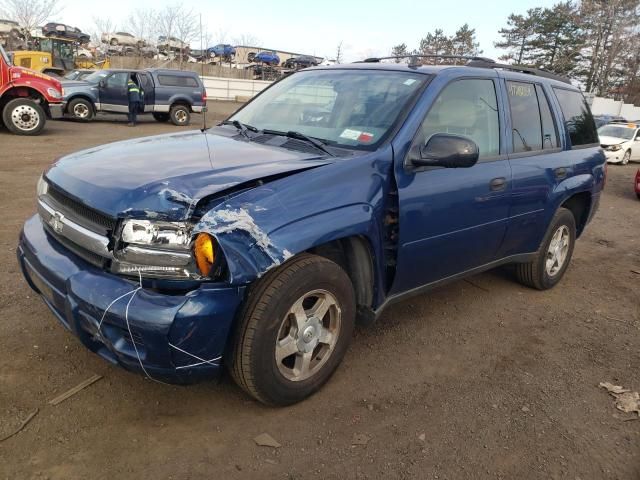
[529,2,584,76]
[391,43,409,62]
[417,29,453,63]
[451,24,482,57]
[494,11,539,64]
[579,0,640,95]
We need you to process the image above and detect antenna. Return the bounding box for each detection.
[200,13,207,131]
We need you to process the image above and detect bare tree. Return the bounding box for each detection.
[126,8,157,46]
[91,16,116,46]
[156,4,198,67]
[0,0,62,33]
[335,41,343,64]
[232,33,260,47]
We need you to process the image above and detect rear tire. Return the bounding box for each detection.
[152,112,170,122]
[515,207,576,290]
[2,98,46,136]
[169,104,190,126]
[228,254,356,406]
[68,98,94,121]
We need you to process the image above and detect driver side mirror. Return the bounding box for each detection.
[411,133,479,169]
[98,79,106,88]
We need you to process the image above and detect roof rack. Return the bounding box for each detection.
[360,55,572,85]
[466,59,572,84]
[362,54,495,65]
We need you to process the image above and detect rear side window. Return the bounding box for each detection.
[507,81,542,153]
[552,88,598,147]
[536,85,558,149]
[157,74,199,88]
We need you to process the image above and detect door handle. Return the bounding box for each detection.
[490,177,507,191]
[555,167,567,179]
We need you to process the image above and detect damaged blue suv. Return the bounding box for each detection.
[18,56,606,405]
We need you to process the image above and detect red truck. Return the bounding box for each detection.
[0,43,64,135]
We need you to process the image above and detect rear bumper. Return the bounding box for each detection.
[48,102,65,119]
[17,214,246,384]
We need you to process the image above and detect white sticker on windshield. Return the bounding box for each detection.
[403,78,417,86]
[340,129,362,140]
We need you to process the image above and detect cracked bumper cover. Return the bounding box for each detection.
[17,214,246,384]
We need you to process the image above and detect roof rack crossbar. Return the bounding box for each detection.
[465,59,572,85]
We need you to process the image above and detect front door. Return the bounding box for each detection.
[136,72,155,113]
[392,77,511,294]
[98,71,129,113]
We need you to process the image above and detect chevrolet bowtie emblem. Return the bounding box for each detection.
[49,211,64,234]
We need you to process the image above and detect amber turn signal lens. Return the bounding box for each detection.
[194,233,215,276]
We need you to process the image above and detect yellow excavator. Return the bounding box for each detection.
[11,35,110,76]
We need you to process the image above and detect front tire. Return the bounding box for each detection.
[515,207,576,290]
[622,150,631,165]
[2,98,46,136]
[169,104,190,126]
[68,98,94,121]
[228,254,356,405]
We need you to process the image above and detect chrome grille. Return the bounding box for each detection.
[46,183,117,234]
[38,197,112,268]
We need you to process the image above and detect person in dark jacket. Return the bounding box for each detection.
[127,75,143,126]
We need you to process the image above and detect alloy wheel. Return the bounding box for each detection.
[275,289,341,382]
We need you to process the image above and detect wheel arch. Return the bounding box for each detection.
[169,97,193,111]
[66,94,96,113]
[193,203,386,312]
[560,191,592,238]
[0,86,48,114]
[307,235,375,315]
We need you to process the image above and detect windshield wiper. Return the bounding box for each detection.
[220,120,258,139]
[262,129,335,157]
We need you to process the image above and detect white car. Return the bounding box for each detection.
[0,19,22,37]
[598,123,640,165]
[157,36,188,52]
[101,31,142,47]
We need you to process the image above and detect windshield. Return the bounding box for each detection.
[229,69,428,149]
[598,125,636,140]
[83,70,109,84]
[0,43,10,65]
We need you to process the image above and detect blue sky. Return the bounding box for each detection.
[59,0,559,61]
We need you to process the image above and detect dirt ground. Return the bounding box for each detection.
[1,105,639,479]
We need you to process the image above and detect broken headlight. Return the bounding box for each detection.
[111,220,219,280]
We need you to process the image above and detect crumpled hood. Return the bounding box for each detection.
[45,129,333,220]
[599,135,627,146]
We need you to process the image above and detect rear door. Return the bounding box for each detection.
[98,71,129,113]
[392,75,512,294]
[499,80,599,256]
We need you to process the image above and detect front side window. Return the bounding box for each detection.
[230,69,428,149]
[553,88,598,147]
[106,72,128,89]
[418,78,500,158]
